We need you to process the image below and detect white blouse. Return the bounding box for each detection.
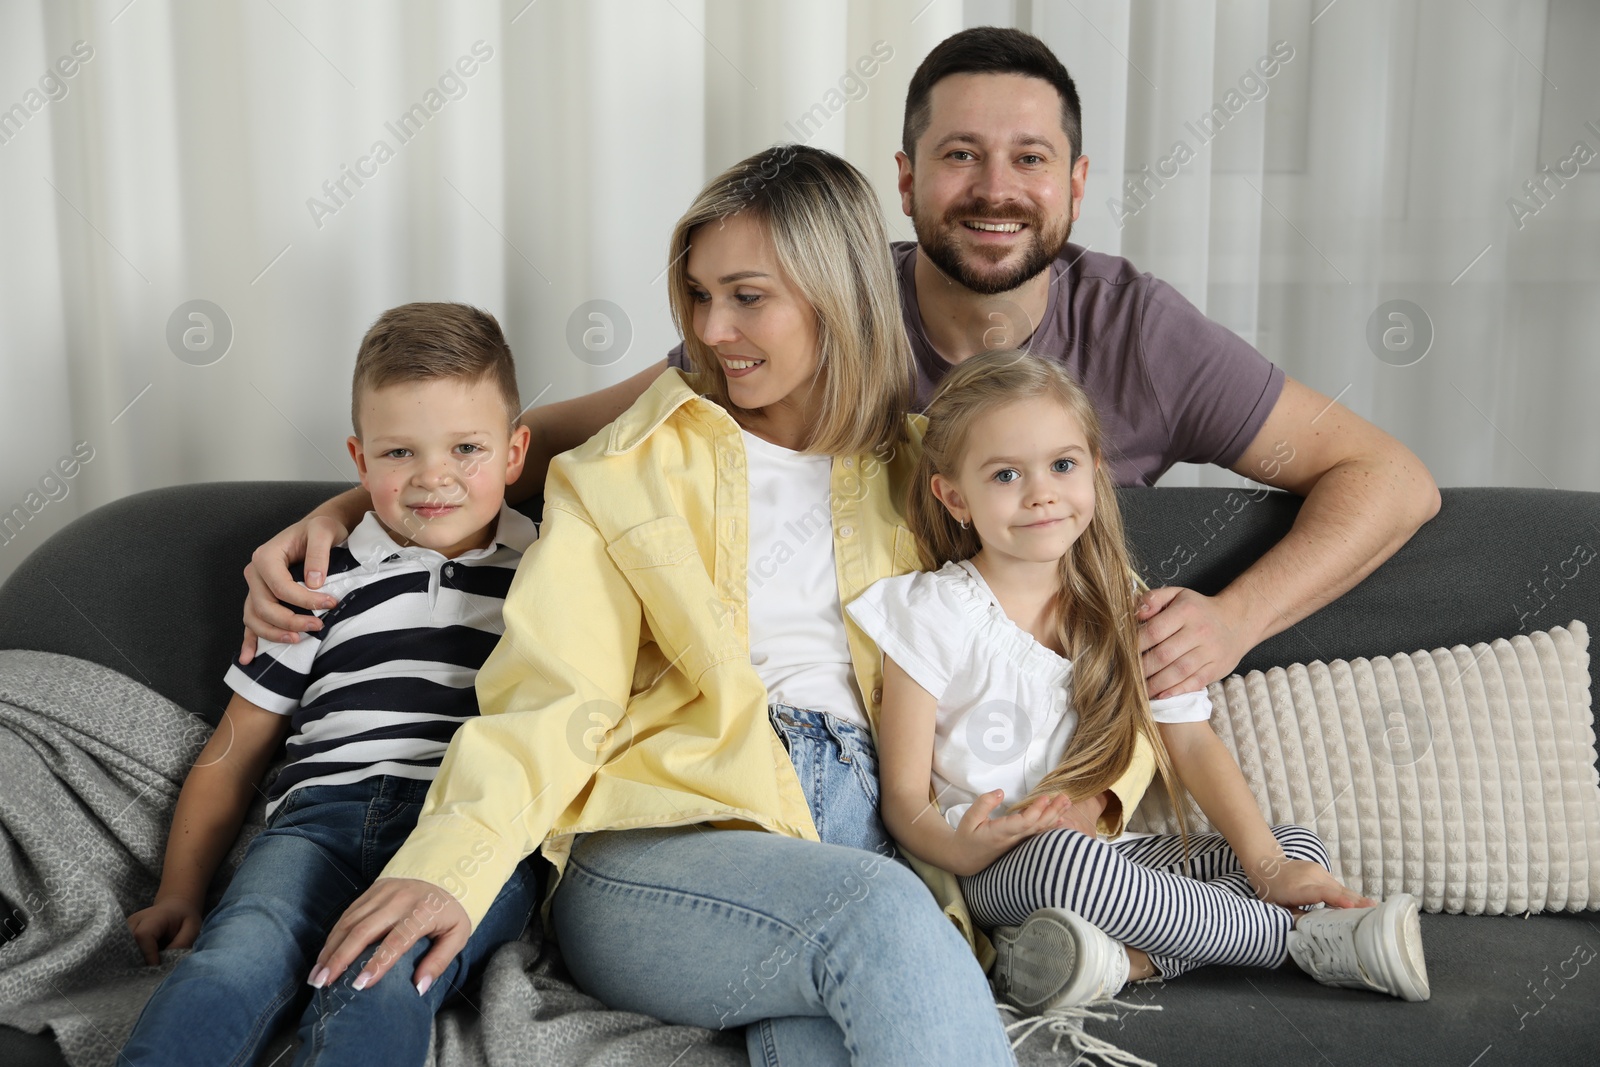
[846,559,1211,831]
[742,429,867,727]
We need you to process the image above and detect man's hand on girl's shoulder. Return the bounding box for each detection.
[1136,586,1253,698]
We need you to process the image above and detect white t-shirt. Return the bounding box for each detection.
[846,559,1211,831]
[743,429,867,727]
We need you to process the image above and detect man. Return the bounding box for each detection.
[240,27,1438,700]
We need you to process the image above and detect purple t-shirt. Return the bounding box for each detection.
[666,241,1284,487]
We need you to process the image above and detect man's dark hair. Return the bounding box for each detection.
[902,26,1082,164]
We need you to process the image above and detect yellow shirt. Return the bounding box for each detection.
[380,368,1156,965]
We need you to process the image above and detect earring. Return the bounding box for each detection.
[958,519,968,530]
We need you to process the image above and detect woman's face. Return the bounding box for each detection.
[685,212,822,420]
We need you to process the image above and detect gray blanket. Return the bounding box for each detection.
[0,650,1119,1066]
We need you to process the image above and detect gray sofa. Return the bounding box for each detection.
[2,480,1597,1066]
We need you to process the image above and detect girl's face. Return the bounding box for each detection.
[931,395,1097,567]
[685,211,823,420]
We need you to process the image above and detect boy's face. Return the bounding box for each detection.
[347,376,528,559]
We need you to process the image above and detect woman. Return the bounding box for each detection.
[298,147,1099,1065]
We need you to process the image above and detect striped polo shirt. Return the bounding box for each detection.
[224,502,538,815]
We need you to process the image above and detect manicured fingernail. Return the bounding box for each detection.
[415,975,433,996]
[308,571,323,584]
[308,967,331,988]
[353,970,372,991]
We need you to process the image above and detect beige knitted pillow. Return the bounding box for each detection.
[1126,622,1599,915]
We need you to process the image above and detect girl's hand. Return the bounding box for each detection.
[1250,857,1375,910]
[952,791,1077,874]
[127,897,203,966]
[309,877,471,994]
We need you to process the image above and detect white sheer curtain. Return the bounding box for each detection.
[2,0,1595,585]
[1019,0,1600,491]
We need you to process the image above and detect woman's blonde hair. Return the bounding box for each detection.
[666,144,912,456]
[908,350,1189,839]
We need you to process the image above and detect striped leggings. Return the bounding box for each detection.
[960,824,1330,980]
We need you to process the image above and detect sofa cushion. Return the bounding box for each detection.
[1128,622,1600,915]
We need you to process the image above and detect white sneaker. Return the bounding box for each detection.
[990,908,1130,1012]
[1287,893,1430,1002]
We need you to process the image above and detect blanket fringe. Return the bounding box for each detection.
[998,998,1162,1066]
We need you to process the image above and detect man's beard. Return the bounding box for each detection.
[911,193,1072,296]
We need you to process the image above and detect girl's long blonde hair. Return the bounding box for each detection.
[665,144,913,457]
[908,350,1188,839]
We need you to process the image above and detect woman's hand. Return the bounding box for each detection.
[309,877,470,995]
[1250,856,1375,911]
[238,515,348,664]
[126,897,203,966]
[951,791,1077,876]
[1053,789,1108,838]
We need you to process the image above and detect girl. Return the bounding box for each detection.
[847,349,1429,1015]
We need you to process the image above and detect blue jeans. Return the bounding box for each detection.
[551,704,1017,1067]
[121,777,543,1067]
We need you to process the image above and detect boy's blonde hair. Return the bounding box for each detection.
[908,349,1189,836]
[351,303,521,437]
[666,144,912,457]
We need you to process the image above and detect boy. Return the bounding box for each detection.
[120,303,544,1067]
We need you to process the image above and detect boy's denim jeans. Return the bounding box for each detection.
[551,704,1018,1067]
[120,776,543,1067]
